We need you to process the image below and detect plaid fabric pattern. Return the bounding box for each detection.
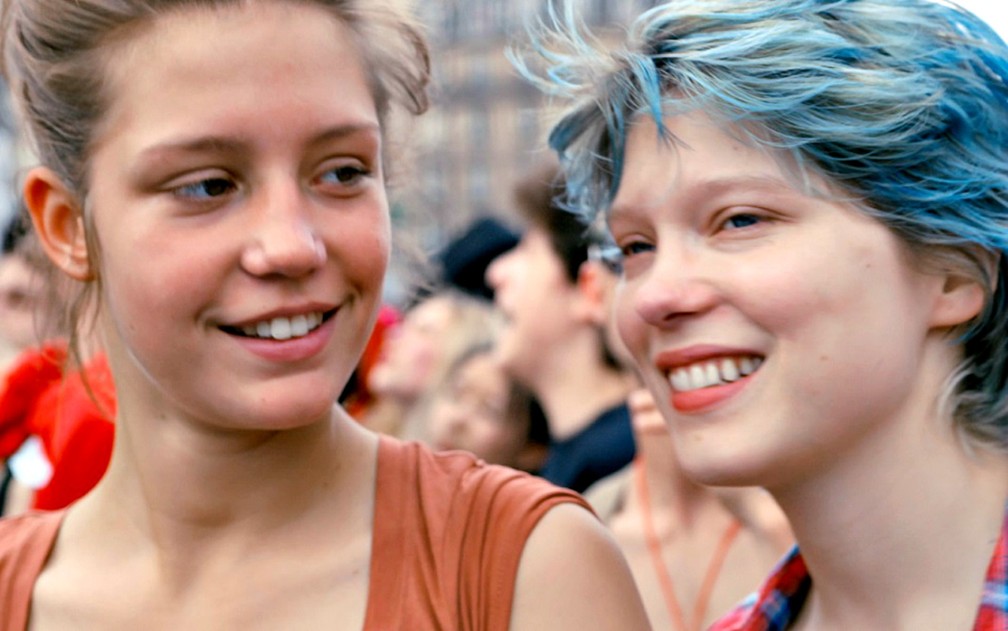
[711,507,1008,631]
[976,508,1008,631]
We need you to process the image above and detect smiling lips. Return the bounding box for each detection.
[659,353,764,413]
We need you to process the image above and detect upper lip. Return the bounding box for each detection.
[653,344,764,372]
[221,302,337,328]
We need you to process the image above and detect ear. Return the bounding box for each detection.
[22,167,93,281]
[574,260,612,326]
[928,258,992,330]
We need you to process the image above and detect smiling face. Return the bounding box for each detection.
[79,2,388,430]
[610,112,967,490]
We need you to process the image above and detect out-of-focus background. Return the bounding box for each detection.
[376,0,666,304]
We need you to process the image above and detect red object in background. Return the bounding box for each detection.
[0,343,115,510]
[343,304,401,420]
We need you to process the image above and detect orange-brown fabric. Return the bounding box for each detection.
[0,510,62,631]
[0,437,589,629]
[362,437,591,630]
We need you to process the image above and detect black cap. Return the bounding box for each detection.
[438,216,519,301]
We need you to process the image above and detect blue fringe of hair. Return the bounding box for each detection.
[513,0,1008,449]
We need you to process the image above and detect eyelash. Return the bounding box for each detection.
[619,241,653,258]
[172,176,237,202]
[315,164,370,188]
[719,212,763,230]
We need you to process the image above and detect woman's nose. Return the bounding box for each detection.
[241,182,326,278]
[631,245,721,327]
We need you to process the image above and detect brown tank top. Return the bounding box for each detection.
[0,437,589,630]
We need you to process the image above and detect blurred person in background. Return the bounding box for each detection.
[362,288,502,441]
[426,341,549,473]
[0,214,42,370]
[486,161,636,493]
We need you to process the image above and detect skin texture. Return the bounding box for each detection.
[19,3,649,628]
[610,113,971,491]
[609,112,1008,630]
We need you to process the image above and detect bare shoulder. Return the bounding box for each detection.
[509,503,651,631]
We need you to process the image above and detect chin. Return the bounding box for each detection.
[675,445,776,489]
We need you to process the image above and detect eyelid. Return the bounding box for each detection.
[712,207,775,233]
[162,167,233,190]
[168,172,239,202]
[313,159,372,187]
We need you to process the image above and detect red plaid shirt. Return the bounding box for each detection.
[712,506,1008,630]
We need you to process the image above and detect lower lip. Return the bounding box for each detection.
[670,374,754,413]
[230,314,336,363]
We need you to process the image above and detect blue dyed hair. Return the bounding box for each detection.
[515,0,1008,450]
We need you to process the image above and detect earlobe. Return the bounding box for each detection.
[22,167,93,281]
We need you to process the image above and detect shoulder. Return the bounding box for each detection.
[509,502,651,630]
[372,438,599,628]
[380,436,583,513]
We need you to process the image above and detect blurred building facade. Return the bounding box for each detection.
[394,0,661,250]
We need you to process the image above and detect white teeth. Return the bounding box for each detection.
[689,364,707,387]
[270,317,292,340]
[705,363,719,385]
[670,369,691,391]
[257,321,272,338]
[667,356,763,392]
[237,311,325,340]
[289,314,308,337]
[720,357,740,382]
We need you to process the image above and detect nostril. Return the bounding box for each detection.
[241,225,325,278]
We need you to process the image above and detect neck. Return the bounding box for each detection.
[533,356,633,441]
[83,405,376,552]
[773,418,1008,629]
[628,428,716,527]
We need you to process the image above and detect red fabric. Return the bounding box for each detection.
[0,343,115,510]
[345,304,400,419]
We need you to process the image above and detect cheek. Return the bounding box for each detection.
[329,209,390,291]
[614,281,649,362]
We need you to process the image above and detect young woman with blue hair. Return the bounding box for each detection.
[521,0,1008,628]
